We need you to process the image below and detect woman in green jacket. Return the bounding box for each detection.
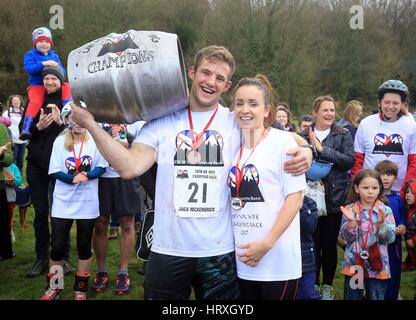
[0,122,13,260]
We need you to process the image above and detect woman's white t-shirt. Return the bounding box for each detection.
[48,133,108,219]
[229,128,306,281]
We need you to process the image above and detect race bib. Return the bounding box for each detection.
[174,166,221,218]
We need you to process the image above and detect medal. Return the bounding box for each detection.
[231,197,243,210]
[187,106,218,165]
[356,201,376,263]
[359,250,369,260]
[188,150,202,164]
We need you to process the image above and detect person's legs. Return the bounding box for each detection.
[238,278,261,300]
[296,272,320,300]
[193,252,240,300]
[119,215,134,272]
[73,218,96,300]
[144,251,195,300]
[385,242,402,300]
[261,279,298,300]
[343,275,364,300]
[26,163,50,276]
[15,143,26,174]
[364,278,388,300]
[0,188,13,259]
[93,215,109,270]
[320,213,342,286]
[41,217,72,300]
[314,216,323,286]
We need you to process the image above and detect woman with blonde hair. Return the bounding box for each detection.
[337,100,363,141]
[40,109,107,300]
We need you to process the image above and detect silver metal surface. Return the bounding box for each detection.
[68,30,188,123]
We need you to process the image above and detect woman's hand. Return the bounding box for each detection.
[236,240,273,268]
[308,130,323,153]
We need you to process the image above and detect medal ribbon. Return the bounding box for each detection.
[187,105,218,150]
[72,139,85,174]
[357,201,375,254]
[234,129,267,197]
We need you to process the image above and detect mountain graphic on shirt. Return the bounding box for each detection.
[174,130,224,166]
[372,133,404,156]
[228,164,264,207]
[65,155,92,175]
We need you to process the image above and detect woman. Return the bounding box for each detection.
[337,100,363,141]
[352,80,416,194]
[300,95,355,300]
[274,103,296,132]
[228,75,305,300]
[40,109,107,300]
[0,123,13,260]
[3,95,26,173]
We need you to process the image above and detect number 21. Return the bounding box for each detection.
[188,182,207,203]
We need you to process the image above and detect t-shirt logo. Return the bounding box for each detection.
[174,130,224,166]
[65,155,92,174]
[227,164,264,208]
[372,133,404,156]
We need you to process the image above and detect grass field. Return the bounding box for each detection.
[0,205,415,300]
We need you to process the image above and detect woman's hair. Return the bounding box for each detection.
[343,100,363,126]
[63,128,88,152]
[312,95,336,113]
[276,104,294,129]
[7,95,24,109]
[232,74,277,128]
[347,169,387,204]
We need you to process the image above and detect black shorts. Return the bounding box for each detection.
[144,251,240,300]
[98,177,141,217]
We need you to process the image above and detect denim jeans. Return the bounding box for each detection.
[296,272,321,300]
[13,143,26,173]
[344,275,388,300]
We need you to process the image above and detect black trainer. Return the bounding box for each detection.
[26,259,49,278]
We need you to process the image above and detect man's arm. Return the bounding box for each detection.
[284,132,312,176]
[71,104,156,178]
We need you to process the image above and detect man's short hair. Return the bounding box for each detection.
[193,45,235,80]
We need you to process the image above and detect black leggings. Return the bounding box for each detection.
[238,278,298,300]
[50,217,96,261]
[315,212,342,286]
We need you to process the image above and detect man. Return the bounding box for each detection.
[71,46,311,299]
[21,65,75,277]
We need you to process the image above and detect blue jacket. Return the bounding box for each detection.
[300,196,318,273]
[386,192,406,243]
[23,48,65,86]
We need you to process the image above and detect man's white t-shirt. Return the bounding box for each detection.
[355,114,416,191]
[136,105,240,257]
[49,133,108,219]
[229,128,306,281]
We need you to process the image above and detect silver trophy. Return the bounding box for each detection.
[67,30,188,123]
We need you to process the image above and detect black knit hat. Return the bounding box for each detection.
[41,65,65,83]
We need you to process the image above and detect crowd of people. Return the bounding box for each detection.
[0,26,415,301]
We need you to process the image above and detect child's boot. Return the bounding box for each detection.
[40,273,62,300]
[20,116,34,140]
[74,272,90,300]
